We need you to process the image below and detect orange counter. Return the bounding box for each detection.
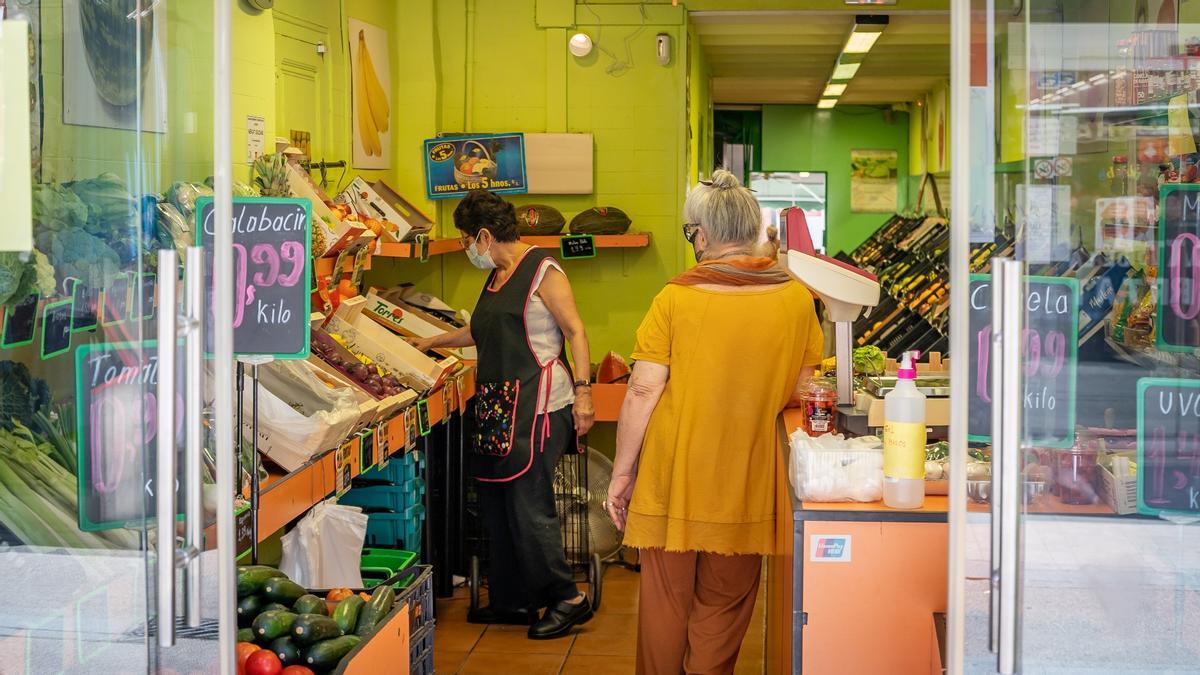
[767,411,948,675]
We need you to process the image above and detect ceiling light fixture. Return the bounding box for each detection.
[816,16,886,112]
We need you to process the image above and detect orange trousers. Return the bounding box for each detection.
[636,548,762,675]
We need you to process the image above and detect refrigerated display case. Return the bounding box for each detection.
[0,2,237,672]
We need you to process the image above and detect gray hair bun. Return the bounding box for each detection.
[707,169,742,190]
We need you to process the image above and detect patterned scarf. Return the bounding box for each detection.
[668,255,794,287]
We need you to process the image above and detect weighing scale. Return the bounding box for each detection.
[778,207,881,406]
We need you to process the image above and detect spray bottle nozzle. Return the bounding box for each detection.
[897,350,919,380]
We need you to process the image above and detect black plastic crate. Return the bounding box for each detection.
[409,621,436,675]
[394,564,434,634]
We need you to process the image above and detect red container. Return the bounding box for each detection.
[1054,445,1099,505]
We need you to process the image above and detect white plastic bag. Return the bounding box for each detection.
[280,500,368,588]
[789,430,885,502]
[244,360,362,471]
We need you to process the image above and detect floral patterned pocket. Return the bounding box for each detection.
[473,380,520,457]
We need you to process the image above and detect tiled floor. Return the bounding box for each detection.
[433,562,766,674]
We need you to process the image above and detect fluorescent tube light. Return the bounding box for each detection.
[832,62,861,80]
[817,98,838,109]
[824,83,848,96]
[844,30,883,54]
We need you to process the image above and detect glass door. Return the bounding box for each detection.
[953,0,1200,672]
[0,1,233,672]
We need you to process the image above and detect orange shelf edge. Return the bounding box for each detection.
[592,383,627,422]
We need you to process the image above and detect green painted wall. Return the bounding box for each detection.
[366,0,694,363]
[761,104,910,255]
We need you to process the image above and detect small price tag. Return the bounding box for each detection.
[101,274,132,327]
[235,503,254,561]
[417,399,431,437]
[41,298,74,360]
[1,295,38,348]
[71,282,100,333]
[377,421,391,469]
[139,273,157,320]
[560,234,597,260]
[404,407,418,451]
[359,428,376,471]
[335,442,353,496]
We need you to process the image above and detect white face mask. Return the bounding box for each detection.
[465,235,497,270]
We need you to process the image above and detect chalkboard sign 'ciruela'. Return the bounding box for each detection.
[196,197,312,359]
[967,274,1079,448]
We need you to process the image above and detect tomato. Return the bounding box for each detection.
[280,667,316,675]
[326,588,353,603]
[236,642,261,675]
[244,649,283,675]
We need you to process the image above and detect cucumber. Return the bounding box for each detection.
[237,595,265,627]
[236,628,255,643]
[262,578,307,605]
[303,635,361,671]
[237,567,286,598]
[269,636,302,667]
[252,610,297,642]
[332,596,365,634]
[293,594,327,616]
[261,602,291,614]
[291,613,343,645]
[354,583,395,637]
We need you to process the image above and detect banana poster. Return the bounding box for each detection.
[423,133,528,200]
[349,18,391,169]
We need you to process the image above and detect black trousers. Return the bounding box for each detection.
[477,407,579,610]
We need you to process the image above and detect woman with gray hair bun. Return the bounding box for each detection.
[606,169,825,674]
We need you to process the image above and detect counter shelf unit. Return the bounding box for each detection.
[252,367,476,545]
[375,233,652,259]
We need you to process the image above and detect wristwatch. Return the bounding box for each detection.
[573,379,592,390]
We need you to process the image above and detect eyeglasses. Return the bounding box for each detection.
[682,223,700,243]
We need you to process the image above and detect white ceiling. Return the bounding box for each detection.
[692,10,950,105]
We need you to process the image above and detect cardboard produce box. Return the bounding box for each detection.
[330,297,459,394]
[286,164,374,256]
[309,314,418,421]
[336,177,433,244]
[361,290,477,361]
[369,180,434,243]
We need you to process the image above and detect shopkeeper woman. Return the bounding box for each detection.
[409,190,596,640]
[606,170,824,674]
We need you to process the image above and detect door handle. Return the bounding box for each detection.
[995,258,1025,674]
[183,246,204,628]
[989,260,1006,655]
[156,249,179,647]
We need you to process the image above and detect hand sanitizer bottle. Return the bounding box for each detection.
[883,351,926,509]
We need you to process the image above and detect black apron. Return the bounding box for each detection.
[470,248,574,482]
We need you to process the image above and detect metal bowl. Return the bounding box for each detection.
[967,480,991,504]
[1023,480,1049,504]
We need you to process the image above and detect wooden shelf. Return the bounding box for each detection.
[372,233,652,259]
[254,367,476,544]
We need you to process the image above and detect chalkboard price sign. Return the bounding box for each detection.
[101,274,132,327]
[1157,185,1200,351]
[41,298,74,359]
[75,341,186,531]
[560,235,597,260]
[71,283,100,333]
[235,503,254,560]
[967,274,1079,448]
[196,197,312,359]
[359,428,377,471]
[1137,378,1200,515]
[1,295,38,348]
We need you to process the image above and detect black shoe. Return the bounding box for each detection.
[527,596,593,640]
[467,605,537,625]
